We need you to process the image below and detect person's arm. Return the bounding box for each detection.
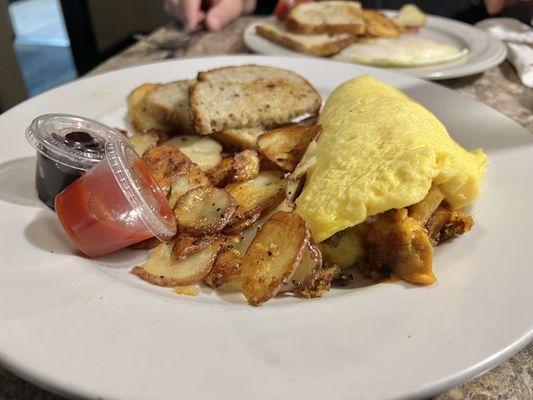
[484,0,521,14]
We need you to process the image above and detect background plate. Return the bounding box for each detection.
[0,56,531,400]
[244,14,507,80]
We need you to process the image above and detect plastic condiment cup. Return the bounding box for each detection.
[26,114,127,209]
[55,140,176,257]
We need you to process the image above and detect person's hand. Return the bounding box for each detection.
[164,0,256,32]
[484,0,521,14]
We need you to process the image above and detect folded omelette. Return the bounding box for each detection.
[296,76,487,282]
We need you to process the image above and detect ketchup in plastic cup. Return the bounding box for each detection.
[55,140,176,257]
[274,0,313,21]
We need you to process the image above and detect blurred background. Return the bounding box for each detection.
[0,0,531,113]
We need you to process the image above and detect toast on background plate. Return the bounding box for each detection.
[256,22,355,57]
[190,65,322,135]
[286,1,365,35]
[362,9,400,38]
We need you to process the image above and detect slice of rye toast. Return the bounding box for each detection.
[145,80,196,135]
[189,65,322,135]
[286,1,365,36]
[256,22,355,57]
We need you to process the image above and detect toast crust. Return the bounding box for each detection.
[255,24,355,57]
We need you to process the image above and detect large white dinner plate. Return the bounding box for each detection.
[244,14,507,80]
[0,56,532,400]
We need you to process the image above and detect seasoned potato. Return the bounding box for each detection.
[212,127,265,151]
[173,234,220,261]
[319,229,364,269]
[163,135,222,172]
[241,211,310,305]
[128,132,159,156]
[206,155,234,187]
[258,125,321,172]
[142,146,190,193]
[128,83,172,135]
[280,241,322,293]
[131,241,221,287]
[168,163,211,208]
[204,247,241,288]
[129,236,163,250]
[233,150,260,182]
[224,171,285,234]
[174,187,237,236]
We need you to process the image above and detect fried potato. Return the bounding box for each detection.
[290,139,318,180]
[173,285,200,296]
[131,241,221,287]
[319,228,363,269]
[204,247,241,288]
[128,83,172,135]
[142,146,190,193]
[280,240,322,293]
[258,125,321,172]
[128,132,159,156]
[163,135,222,172]
[206,155,235,187]
[173,234,220,261]
[241,211,310,305]
[362,9,400,38]
[295,265,341,299]
[233,150,260,182]
[224,171,286,234]
[129,236,163,250]
[212,127,265,151]
[285,177,303,202]
[408,184,444,224]
[168,163,211,208]
[174,187,237,236]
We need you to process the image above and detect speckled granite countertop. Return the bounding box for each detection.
[1,16,531,400]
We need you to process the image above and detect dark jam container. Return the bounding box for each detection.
[25,114,126,209]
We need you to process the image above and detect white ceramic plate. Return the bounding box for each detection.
[244,14,507,80]
[0,56,531,400]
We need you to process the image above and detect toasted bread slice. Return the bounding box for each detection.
[190,65,322,135]
[128,83,173,135]
[145,80,196,135]
[362,9,400,38]
[256,22,355,57]
[286,1,365,36]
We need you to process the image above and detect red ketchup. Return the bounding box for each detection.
[274,0,313,21]
[55,140,176,257]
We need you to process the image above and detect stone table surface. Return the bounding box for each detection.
[1,16,531,400]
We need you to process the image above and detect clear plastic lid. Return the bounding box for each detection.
[26,114,126,171]
[105,140,177,241]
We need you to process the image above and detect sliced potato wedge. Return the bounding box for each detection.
[280,240,322,293]
[128,83,172,135]
[173,234,219,261]
[129,236,163,250]
[131,240,221,287]
[206,155,234,187]
[142,146,190,193]
[258,125,321,172]
[163,135,222,172]
[212,127,265,151]
[233,150,260,182]
[127,132,159,156]
[224,171,285,232]
[241,211,310,306]
[174,187,237,236]
[204,247,241,288]
[167,163,211,208]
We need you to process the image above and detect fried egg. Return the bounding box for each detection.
[334,37,468,67]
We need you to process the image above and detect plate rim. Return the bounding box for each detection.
[0,55,531,400]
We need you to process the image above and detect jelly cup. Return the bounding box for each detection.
[26,114,127,209]
[55,140,176,257]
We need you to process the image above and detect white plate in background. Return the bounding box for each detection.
[0,56,531,400]
[244,15,507,80]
